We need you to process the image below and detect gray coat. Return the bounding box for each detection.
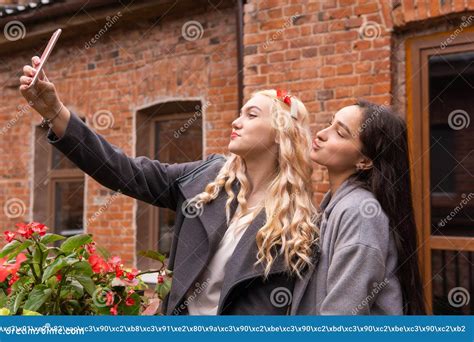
[47,111,402,315]
[292,180,404,315]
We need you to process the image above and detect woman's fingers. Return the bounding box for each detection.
[31,55,47,81]
[20,75,32,85]
[22,65,35,77]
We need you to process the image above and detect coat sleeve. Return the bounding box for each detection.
[47,110,215,210]
[319,205,390,315]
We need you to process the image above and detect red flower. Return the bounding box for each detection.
[126,268,139,281]
[56,273,62,282]
[30,222,47,236]
[125,297,135,306]
[115,267,124,278]
[85,242,96,255]
[110,304,118,315]
[15,223,33,239]
[88,254,111,274]
[4,231,16,243]
[105,291,114,307]
[8,273,19,286]
[0,253,27,282]
[157,275,164,284]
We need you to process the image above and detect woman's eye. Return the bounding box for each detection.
[337,130,344,137]
[248,113,257,118]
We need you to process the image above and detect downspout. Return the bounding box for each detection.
[235,0,244,110]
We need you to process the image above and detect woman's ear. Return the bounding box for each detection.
[356,158,373,171]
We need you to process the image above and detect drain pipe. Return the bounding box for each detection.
[235,0,244,110]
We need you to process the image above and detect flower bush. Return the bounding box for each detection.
[0,222,172,315]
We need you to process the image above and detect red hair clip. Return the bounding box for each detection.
[276,89,298,119]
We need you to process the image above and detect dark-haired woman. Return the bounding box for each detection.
[295,100,426,315]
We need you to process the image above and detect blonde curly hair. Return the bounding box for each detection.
[189,89,319,278]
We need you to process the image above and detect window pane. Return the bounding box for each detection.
[54,181,84,235]
[431,249,473,315]
[155,115,203,255]
[429,51,474,237]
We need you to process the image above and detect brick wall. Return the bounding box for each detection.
[1,0,473,269]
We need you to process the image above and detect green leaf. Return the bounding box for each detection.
[42,256,68,282]
[12,288,27,314]
[40,234,66,245]
[32,247,43,278]
[155,278,172,300]
[137,250,166,263]
[24,285,52,312]
[71,274,97,297]
[60,234,92,254]
[70,261,93,277]
[0,240,33,259]
[60,280,84,299]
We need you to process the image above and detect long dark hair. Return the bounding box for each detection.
[351,99,426,315]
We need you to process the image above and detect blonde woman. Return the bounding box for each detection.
[19,56,319,315]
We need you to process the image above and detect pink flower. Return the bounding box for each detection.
[30,222,47,236]
[105,291,114,307]
[110,304,118,315]
[4,231,16,243]
[85,242,96,255]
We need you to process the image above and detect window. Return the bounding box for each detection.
[33,123,85,237]
[136,101,204,271]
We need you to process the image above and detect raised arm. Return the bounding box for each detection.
[19,56,207,209]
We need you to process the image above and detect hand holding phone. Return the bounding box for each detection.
[28,28,62,88]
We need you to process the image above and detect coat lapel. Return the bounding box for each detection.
[216,209,288,314]
[166,172,239,315]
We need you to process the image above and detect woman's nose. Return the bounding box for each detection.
[232,116,242,129]
[316,128,328,142]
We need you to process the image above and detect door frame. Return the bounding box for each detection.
[406,27,474,314]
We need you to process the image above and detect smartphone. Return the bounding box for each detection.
[29,28,62,88]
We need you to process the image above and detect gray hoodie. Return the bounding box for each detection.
[293,179,403,315]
